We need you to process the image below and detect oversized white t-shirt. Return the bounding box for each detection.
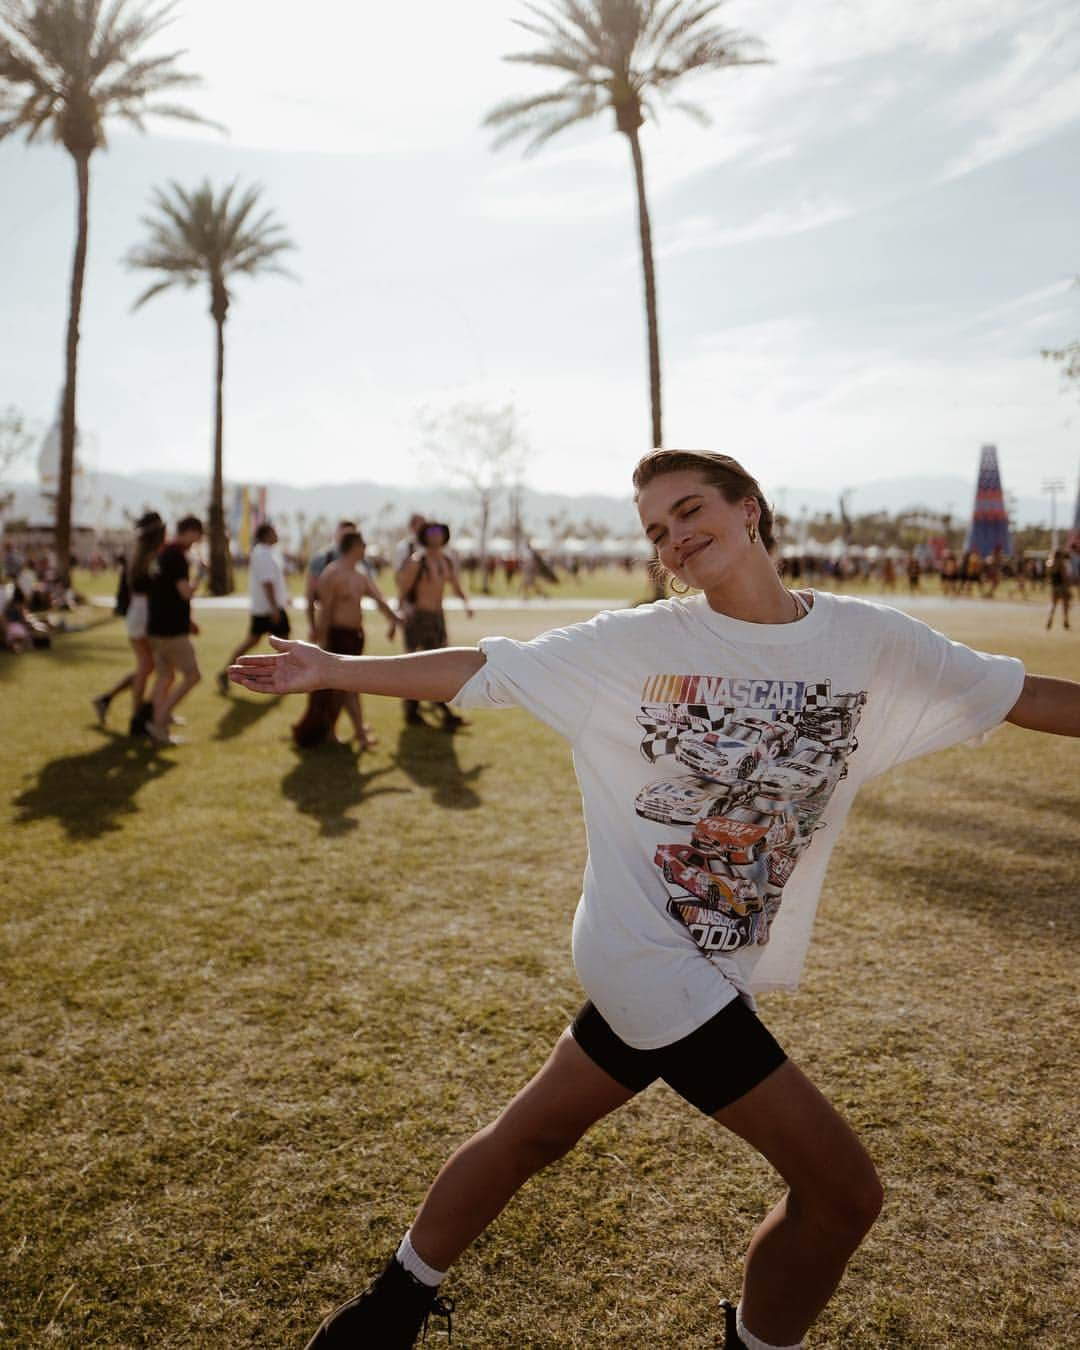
[249,543,288,615]
[454,592,1025,1049]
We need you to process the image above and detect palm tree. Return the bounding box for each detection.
[126,178,295,593]
[485,0,765,448]
[0,0,216,584]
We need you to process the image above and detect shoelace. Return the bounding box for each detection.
[421,1293,454,1342]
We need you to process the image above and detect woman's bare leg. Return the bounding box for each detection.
[130,639,153,716]
[409,1031,635,1271]
[715,1059,883,1345]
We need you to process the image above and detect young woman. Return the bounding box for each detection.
[231,450,1078,1350]
[91,514,165,736]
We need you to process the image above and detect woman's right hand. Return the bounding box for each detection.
[229,636,334,695]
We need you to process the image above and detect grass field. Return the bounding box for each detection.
[1,599,1077,1348]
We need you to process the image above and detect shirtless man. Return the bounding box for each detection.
[396,521,473,730]
[313,531,398,749]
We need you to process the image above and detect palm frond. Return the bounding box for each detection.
[128,274,188,310]
[128,175,297,308]
[660,95,710,125]
[502,48,608,80]
[483,85,585,130]
[484,0,768,151]
[0,0,218,153]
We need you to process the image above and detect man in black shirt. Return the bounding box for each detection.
[147,515,204,744]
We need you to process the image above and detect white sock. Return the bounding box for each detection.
[395,1230,448,1289]
[737,1303,804,1350]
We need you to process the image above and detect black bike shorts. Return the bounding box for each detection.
[570,996,787,1116]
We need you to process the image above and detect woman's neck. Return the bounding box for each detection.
[701,567,805,624]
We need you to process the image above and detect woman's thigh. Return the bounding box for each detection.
[714,1059,880,1212]
[493,1029,638,1147]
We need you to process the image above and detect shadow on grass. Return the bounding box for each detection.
[391,723,486,809]
[12,732,177,840]
[851,794,1080,941]
[213,694,283,741]
[280,744,408,837]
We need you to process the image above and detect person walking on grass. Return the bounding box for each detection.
[91,512,164,736]
[230,449,1079,1350]
[292,531,398,750]
[216,522,291,695]
[396,521,473,730]
[146,515,204,746]
[305,519,357,641]
[1046,549,1072,630]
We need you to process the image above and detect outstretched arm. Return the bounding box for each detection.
[229,636,485,702]
[1004,674,1080,737]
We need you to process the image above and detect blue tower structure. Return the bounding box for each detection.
[964,445,1012,556]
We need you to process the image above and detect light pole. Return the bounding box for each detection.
[1043,477,1066,551]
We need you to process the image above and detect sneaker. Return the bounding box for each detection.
[404,710,428,727]
[146,721,181,746]
[441,711,467,733]
[719,1299,747,1349]
[216,670,230,696]
[303,1257,454,1349]
[91,695,109,726]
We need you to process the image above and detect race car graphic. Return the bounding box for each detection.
[753,744,844,803]
[691,805,799,864]
[636,673,869,957]
[674,717,797,783]
[653,843,763,916]
[635,774,751,826]
[765,846,799,890]
[797,691,866,747]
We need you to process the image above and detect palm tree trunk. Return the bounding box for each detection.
[625,126,662,449]
[208,310,229,594]
[56,149,91,588]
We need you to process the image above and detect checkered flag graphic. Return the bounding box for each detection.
[800,682,832,711]
[685,703,734,732]
[637,717,681,763]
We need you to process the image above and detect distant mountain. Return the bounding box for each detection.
[1,468,1067,541]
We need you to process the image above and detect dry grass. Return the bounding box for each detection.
[1,601,1077,1347]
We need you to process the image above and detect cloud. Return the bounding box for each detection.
[939,9,1080,178]
[657,197,856,258]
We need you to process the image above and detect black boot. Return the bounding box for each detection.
[439,704,467,732]
[129,701,153,738]
[303,1257,454,1349]
[720,1299,747,1349]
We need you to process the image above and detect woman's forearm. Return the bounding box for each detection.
[331,646,485,701]
[1005,673,1080,737]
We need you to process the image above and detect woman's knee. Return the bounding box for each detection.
[487,1111,586,1173]
[797,1159,883,1241]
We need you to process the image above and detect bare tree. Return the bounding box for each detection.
[1042,275,1080,398]
[416,402,527,592]
[0,405,35,480]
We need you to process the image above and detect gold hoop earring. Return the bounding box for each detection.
[747,521,758,544]
[669,576,690,595]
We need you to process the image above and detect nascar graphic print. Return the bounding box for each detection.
[635,674,867,955]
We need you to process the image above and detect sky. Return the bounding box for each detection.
[2,0,1079,507]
